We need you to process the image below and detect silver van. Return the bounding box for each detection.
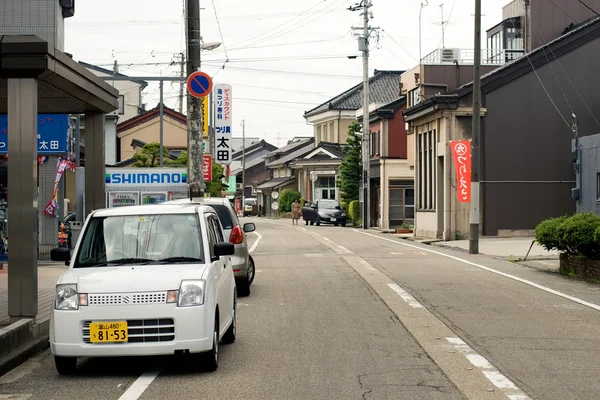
[163,198,256,296]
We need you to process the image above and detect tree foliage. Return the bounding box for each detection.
[337,121,362,203]
[278,189,302,213]
[206,163,226,197]
[132,142,172,167]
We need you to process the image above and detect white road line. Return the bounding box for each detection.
[248,231,263,253]
[445,338,531,399]
[353,229,600,313]
[118,367,161,400]
[337,245,352,253]
[388,283,424,308]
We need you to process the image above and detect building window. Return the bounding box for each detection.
[408,88,420,107]
[370,131,380,156]
[118,95,125,115]
[316,176,336,200]
[329,122,335,142]
[389,181,414,227]
[417,128,436,210]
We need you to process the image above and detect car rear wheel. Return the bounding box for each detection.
[316,217,321,226]
[55,356,77,375]
[247,256,256,285]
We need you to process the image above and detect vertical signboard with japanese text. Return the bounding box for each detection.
[214,84,232,165]
[0,114,70,155]
[450,139,472,203]
[203,154,213,182]
[201,96,209,138]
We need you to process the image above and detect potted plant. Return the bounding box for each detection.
[396,223,413,234]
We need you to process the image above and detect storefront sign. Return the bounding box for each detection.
[0,114,69,155]
[108,192,139,207]
[141,192,168,204]
[450,140,472,203]
[105,168,188,186]
[203,155,212,182]
[214,84,232,166]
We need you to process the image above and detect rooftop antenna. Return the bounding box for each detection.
[440,3,446,48]
[419,0,429,62]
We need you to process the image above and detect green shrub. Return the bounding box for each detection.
[556,212,600,259]
[278,189,302,213]
[348,200,360,225]
[535,215,568,252]
[299,196,305,208]
[340,201,349,214]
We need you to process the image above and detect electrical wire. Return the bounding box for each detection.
[210,0,229,61]
[578,0,600,16]
[200,63,361,79]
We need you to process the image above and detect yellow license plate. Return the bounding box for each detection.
[89,321,128,343]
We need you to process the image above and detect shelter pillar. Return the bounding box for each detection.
[7,78,39,322]
[84,112,106,215]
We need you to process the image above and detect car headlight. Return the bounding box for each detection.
[178,280,206,307]
[341,213,346,217]
[55,284,79,310]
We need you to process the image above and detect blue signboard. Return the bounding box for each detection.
[0,114,70,155]
[105,168,188,186]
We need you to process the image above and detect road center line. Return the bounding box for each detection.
[248,231,263,253]
[388,283,424,308]
[353,229,600,313]
[118,367,161,400]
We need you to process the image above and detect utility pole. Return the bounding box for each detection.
[178,52,185,114]
[349,0,376,230]
[469,0,481,254]
[241,119,246,214]
[186,0,204,198]
[159,80,164,167]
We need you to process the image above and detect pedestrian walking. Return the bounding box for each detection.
[291,200,301,225]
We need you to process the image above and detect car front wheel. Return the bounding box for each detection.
[201,317,219,372]
[55,356,77,375]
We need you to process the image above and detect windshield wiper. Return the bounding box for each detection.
[86,258,154,267]
[157,256,203,264]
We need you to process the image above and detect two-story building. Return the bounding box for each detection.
[404,3,600,240]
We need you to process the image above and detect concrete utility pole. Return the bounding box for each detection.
[159,80,164,168]
[350,0,375,230]
[469,0,481,254]
[186,0,204,198]
[241,119,246,212]
[178,52,185,114]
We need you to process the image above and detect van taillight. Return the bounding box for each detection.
[229,225,244,244]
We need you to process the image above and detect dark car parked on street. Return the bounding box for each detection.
[302,199,347,227]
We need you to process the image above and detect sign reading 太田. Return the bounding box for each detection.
[105,168,188,187]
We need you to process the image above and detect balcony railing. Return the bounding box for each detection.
[421,48,524,66]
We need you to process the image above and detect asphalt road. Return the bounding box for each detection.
[0,218,466,400]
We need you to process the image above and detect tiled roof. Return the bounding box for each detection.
[316,142,345,158]
[304,70,404,118]
[232,139,277,160]
[256,177,295,190]
[266,141,315,167]
[231,157,265,175]
[266,137,314,156]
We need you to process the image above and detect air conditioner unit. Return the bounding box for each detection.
[438,48,460,63]
[236,183,243,190]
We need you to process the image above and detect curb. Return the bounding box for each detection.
[0,319,50,377]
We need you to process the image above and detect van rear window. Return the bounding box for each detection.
[209,205,234,229]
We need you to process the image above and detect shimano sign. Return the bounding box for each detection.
[105,168,188,187]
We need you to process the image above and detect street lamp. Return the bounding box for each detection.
[201,41,222,51]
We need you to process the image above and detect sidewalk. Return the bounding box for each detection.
[431,237,558,260]
[0,263,67,328]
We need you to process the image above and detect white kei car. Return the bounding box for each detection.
[49,203,239,375]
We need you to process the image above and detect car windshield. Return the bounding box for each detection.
[74,213,204,268]
[208,204,234,230]
[319,200,341,210]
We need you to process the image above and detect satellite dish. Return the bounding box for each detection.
[271,191,279,200]
[272,201,279,211]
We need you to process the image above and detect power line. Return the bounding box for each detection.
[578,0,600,17]
[210,0,229,61]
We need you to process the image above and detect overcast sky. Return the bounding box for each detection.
[65,0,507,147]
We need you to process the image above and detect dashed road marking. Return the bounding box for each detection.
[117,367,161,400]
[446,338,531,399]
[388,283,424,308]
[354,229,600,313]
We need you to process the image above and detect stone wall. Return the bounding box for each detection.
[559,253,600,280]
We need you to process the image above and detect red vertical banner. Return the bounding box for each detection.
[450,140,472,203]
[203,155,212,182]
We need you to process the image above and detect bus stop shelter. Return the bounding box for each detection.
[0,35,119,322]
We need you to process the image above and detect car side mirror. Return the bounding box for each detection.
[214,242,235,257]
[51,247,70,262]
[243,223,255,233]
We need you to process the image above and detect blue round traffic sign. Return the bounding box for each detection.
[187,71,213,98]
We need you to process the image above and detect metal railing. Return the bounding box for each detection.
[421,48,524,65]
